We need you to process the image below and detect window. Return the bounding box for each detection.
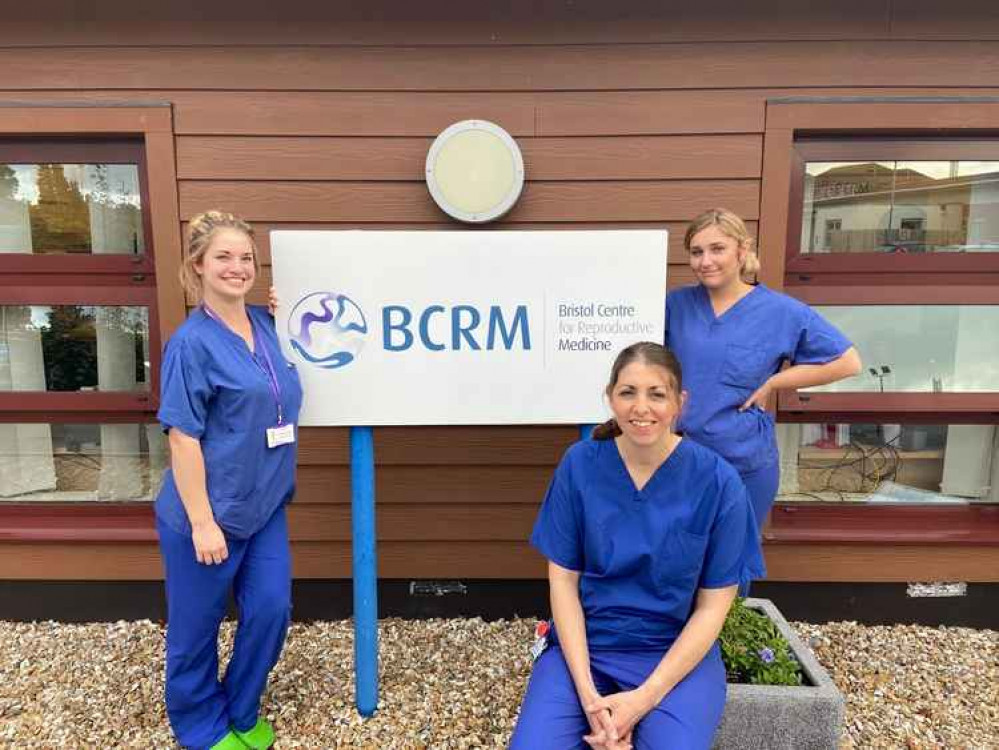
[806,304,999,394]
[760,99,999,536]
[0,422,166,502]
[0,136,166,503]
[785,138,999,279]
[799,159,999,257]
[777,422,998,506]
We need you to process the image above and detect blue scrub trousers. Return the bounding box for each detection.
[740,462,781,529]
[509,643,727,750]
[157,506,291,750]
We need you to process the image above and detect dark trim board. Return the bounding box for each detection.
[1,581,996,628]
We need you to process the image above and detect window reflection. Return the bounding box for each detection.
[0,305,150,392]
[0,163,144,255]
[0,422,166,502]
[777,423,997,504]
[800,160,999,254]
[806,305,999,393]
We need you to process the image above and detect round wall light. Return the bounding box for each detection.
[425,120,525,224]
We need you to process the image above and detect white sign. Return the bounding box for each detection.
[271,231,667,426]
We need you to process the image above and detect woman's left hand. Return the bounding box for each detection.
[739,377,775,412]
[268,286,279,316]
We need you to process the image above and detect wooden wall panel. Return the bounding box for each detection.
[176,135,763,181]
[2,14,998,584]
[374,426,577,465]
[765,545,999,583]
[7,88,998,138]
[890,1,999,39]
[295,465,556,505]
[2,540,998,581]
[0,1,894,46]
[294,426,576,466]
[170,90,765,137]
[178,180,760,223]
[246,222,755,267]
[287,503,536,542]
[3,43,999,91]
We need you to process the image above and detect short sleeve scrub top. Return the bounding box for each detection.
[155,304,303,539]
[531,438,765,651]
[665,284,852,518]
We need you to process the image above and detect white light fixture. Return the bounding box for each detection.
[425,120,525,224]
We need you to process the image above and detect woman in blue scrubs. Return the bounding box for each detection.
[666,208,862,527]
[156,210,302,750]
[510,342,765,750]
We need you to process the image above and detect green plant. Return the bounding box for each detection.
[719,598,803,686]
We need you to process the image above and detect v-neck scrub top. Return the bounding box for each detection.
[155,305,303,540]
[665,284,852,474]
[530,438,765,651]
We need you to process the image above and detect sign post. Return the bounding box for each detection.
[350,425,378,716]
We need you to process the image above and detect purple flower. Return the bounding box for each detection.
[758,647,775,664]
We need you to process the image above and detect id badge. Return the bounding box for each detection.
[266,423,296,448]
[530,620,551,663]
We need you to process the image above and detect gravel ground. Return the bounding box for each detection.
[0,617,995,749]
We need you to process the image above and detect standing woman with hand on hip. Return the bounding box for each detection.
[666,208,862,528]
[155,210,302,750]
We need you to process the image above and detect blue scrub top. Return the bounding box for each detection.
[531,438,765,651]
[665,284,852,474]
[155,305,303,540]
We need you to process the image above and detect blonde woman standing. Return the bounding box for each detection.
[666,208,861,527]
[156,211,301,750]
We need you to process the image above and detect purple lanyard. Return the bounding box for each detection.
[203,304,284,425]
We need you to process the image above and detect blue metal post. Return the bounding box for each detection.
[350,426,378,716]
[579,424,596,441]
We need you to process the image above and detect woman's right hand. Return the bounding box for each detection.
[192,519,229,565]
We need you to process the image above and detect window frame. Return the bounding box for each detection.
[0,105,183,531]
[759,98,999,546]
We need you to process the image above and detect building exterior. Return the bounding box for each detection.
[1,1,997,595]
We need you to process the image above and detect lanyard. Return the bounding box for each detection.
[202,304,284,425]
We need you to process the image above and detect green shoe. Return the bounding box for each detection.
[209,730,248,750]
[234,718,275,750]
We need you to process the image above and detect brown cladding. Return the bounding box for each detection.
[1,1,997,581]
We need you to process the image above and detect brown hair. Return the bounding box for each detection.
[180,210,258,300]
[591,342,683,440]
[684,207,760,282]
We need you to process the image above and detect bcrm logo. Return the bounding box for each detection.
[288,291,532,369]
[288,292,369,369]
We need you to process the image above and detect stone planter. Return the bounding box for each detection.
[712,597,845,750]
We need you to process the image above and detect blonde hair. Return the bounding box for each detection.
[180,210,258,299]
[684,207,760,282]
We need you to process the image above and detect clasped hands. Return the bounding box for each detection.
[582,686,656,750]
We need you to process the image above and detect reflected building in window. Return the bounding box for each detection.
[801,160,999,255]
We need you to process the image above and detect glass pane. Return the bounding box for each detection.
[777,423,997,504]
[0,163,145,254]
[0,305,150,392]
[0,422,166,502]
[806,305,999,393]
[800,160,999,254]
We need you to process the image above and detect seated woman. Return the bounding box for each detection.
[509,342,765,750]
